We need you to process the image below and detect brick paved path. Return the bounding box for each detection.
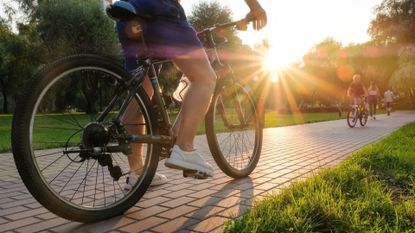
[1,111,414,233]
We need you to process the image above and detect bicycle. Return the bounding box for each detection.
[347,96,369,128]
[11,2,263,222]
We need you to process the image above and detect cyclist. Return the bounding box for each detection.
[109,0,267,186]
[347,74,368,118]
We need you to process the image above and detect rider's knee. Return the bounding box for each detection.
[188,70,216,91]
[204,72,217,91]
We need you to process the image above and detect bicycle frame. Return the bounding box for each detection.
[88,19,252,150]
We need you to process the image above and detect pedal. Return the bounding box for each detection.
[183,170,209,179]
[159,145,172,160]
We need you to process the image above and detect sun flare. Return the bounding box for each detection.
[270,72,279,83]
[263,50,287,72]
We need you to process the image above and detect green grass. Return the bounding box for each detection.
[263,111,344,128]
[0,115,12,152]
[1,111,348,152]
[224,122,415,233]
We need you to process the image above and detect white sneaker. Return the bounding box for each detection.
[124,172,168,191]
[165,145,214,177]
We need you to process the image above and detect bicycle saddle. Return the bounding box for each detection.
[106,1,146,21]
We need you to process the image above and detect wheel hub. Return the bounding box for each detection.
[82,122,110,148]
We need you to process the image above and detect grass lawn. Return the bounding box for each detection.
[1,111,349,152]
[0,115,12,153]
[224,122,415,232]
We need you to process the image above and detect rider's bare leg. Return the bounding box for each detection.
[172,112,182,139]
[172,48,217,152]
[122,76,153,174]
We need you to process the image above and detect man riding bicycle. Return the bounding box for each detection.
[347,74,368,115]
[107,0,267,187]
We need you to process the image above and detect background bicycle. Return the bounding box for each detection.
[347,96,369,128]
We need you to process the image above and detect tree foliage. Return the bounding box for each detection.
[369,0,415,106]
[0,0,120,113]
[188,1,233,31]
[188,0,243,50]
[0,22,46,113]
[35,0,118,58]
[369,0,415,45]
[390,46,415,98]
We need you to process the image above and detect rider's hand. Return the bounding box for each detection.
[125,20,143,39]
[246,3,267,30]
[236,20,248,31]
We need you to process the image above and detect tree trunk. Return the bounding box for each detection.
[0,77,8,114]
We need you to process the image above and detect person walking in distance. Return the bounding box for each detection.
[384,88,394,116]
[367,81,380,120]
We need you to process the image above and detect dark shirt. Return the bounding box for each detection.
[349,82,365,97]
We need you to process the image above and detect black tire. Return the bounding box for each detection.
[205,82,263,179]
[360,109,369,126]
[12,55,160,222]
[347,110,357,128]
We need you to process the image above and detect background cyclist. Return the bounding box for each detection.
[347,74,368,118]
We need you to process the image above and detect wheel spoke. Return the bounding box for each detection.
[40,153,67,172]
[58,161,84,194]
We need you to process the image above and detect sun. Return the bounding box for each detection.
[262,47,291,73]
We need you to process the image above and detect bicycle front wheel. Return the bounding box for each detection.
[360,109,369,126]
[347,110,357,128]
[205,82,263,178]
[12,55,160,222]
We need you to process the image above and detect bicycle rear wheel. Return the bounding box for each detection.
[12,55,159,222]
[205,82,263,178]
[347,109,357,128]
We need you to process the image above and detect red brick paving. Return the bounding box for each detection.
[0,111,414,232]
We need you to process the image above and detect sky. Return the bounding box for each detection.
[1,0,383,64]
[181,0,383,64]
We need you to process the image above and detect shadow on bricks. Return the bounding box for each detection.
[184,177,254,232]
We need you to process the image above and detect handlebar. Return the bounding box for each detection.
[197,18,252,35]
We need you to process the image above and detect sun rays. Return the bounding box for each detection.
[222,46,348,124]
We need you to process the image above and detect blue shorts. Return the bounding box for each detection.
[116,0,203,71]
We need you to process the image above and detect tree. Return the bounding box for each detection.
[390,45,415,107]
[301,38,347,106]
[27,0,119,113]
[188,0,244,50]
[1,0,121,113]
[188,1,233,31]
[35,0,118,58]
[369,0,415,45]
[0,22,12,113]
[0,22,46,113]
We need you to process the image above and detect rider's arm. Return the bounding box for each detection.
[244,0,267,30]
